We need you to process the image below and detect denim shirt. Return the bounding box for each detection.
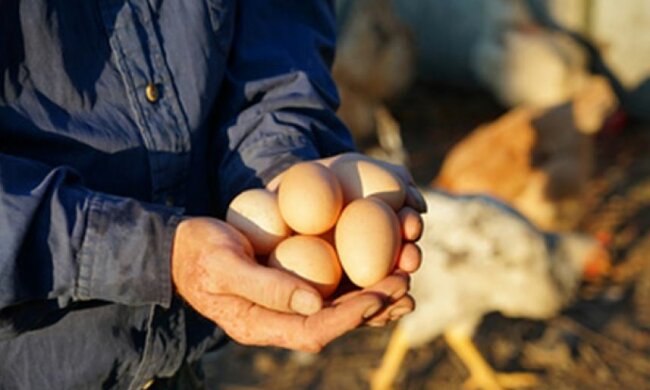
[0,1,354,388]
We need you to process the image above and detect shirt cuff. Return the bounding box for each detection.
[76,192,183,308]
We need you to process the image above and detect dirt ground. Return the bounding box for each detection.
[202,84,650,390]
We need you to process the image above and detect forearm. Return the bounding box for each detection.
[0,153,182,338]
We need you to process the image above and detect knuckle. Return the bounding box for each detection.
[296,326,325,353]
[211,267,235,294]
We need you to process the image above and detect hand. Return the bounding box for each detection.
[265,152,425,325]
[171,217,411,352]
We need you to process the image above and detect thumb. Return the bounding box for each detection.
[221,256,324,316]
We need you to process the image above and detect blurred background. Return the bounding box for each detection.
[204,0,650,388]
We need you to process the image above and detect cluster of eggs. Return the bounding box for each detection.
[226,157,405,298]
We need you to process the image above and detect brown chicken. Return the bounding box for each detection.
[434,76,617,230]
[472,0,591,109]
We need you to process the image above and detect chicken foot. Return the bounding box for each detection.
[370,325,410,390]
[444,330,539,390]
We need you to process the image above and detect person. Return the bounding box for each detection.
[0,1,426,388]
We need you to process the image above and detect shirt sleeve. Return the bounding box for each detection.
[213,0,356,212]
[0,152,182,339]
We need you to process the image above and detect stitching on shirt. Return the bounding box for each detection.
[102,9,156,154]
[76,194,102,300]
[158,213,182,308]
[129,304,158,390]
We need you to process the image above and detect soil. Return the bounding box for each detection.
[203,83,650,390]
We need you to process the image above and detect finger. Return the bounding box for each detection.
[217,252,324,316]
[397,243,422,273]
[365,294,415,327]
[398,207,424,241]
[404,184,427,213]
[333,271,410,306]
[206,292,385,353]
[265,172,285,192]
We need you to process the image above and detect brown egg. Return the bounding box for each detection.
[330,158,406,210]
[335,198,401,287]
[278,162,343,235]
[268,235,342,298]
[226,188,292,255]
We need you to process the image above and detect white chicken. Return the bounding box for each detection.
[471,0,591,108]
[371,189,610,390]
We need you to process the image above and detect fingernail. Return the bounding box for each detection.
[367,319,388,328]
[362,302,384,319]
[290,290,322,316]
[389,306,412,320]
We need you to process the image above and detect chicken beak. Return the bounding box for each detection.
[582,244,612,281]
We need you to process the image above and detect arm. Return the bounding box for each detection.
[0,153,181,339]
[212,0,355,212]
[216,0,425,275]
[213,1,427,212]
[169,1,422,351]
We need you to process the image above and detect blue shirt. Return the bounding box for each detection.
[0,1,354,388]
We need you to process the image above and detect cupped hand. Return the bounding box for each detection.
[171,217,412,352]
[317,153,425,322]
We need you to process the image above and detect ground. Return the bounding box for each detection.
[203,84,650,390]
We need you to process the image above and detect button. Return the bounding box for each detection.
[165,195,175,207]
[142,378,154,389]
[145,83,159,103]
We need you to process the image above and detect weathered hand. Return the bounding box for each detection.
[171,217,410,352]
[321,153,425,324]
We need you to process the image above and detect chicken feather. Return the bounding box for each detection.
[371,189,609,389]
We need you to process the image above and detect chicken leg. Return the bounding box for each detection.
[370,325,410,390]
[374,105,409,166]
[444,329,538,390]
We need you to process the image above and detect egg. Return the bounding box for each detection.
[268,235,342,298]
[278,162,343,235]
[226,188,292,255]
[330,158,406,210]
[335,198,401,287]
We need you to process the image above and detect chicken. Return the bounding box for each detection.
[471,0,591,108]
[371,189,610,390]
[434,75,617,230]
[333,0,415,165]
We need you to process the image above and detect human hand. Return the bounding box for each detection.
[265,153,425,325]
[171,217,411,352]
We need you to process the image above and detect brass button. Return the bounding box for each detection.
[145,83,159,103]
[142,378,155,389]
